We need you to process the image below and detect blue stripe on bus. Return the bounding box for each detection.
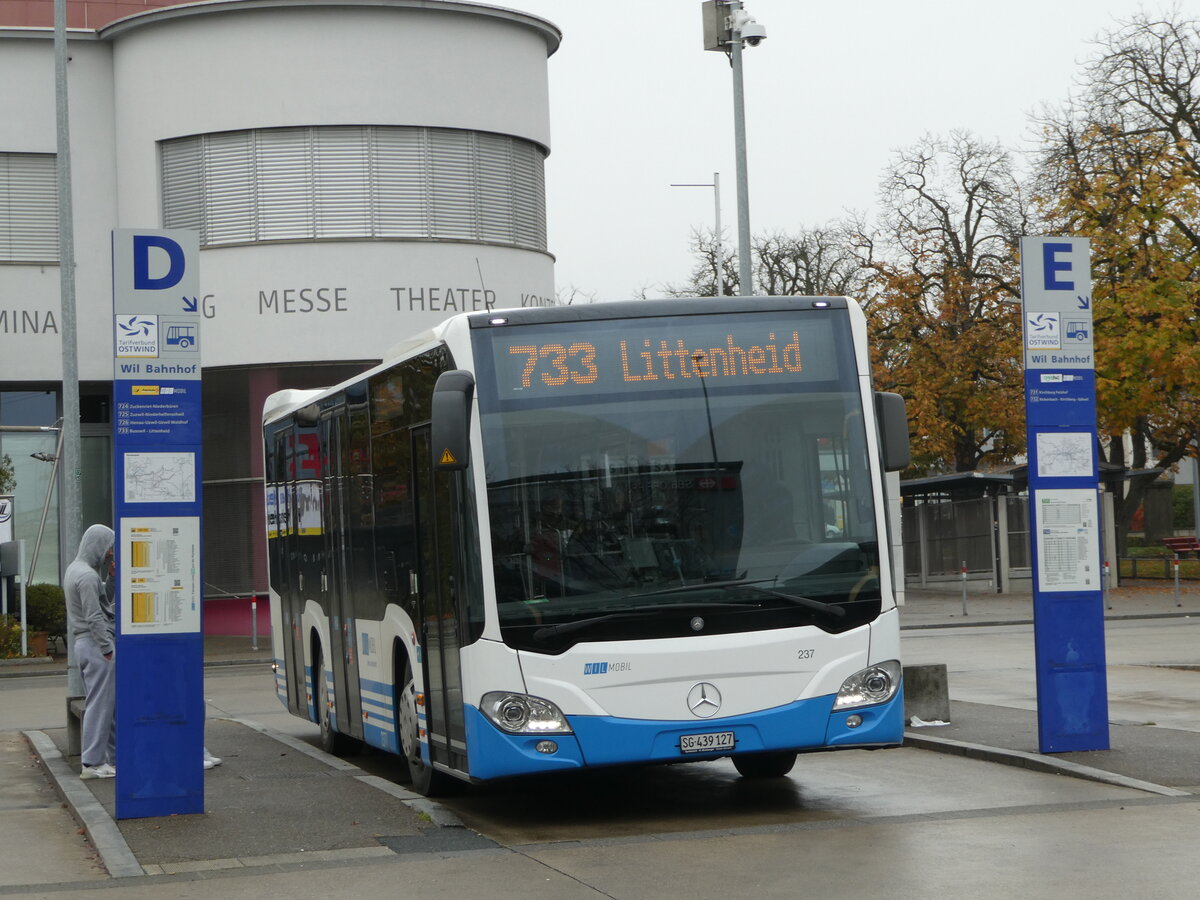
[463,690,905,781]
[360,698,394,717]
[363,722,400,755]
[273,659,288,705]
[360,676,392,694]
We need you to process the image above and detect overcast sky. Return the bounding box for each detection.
[515,0,1172,301]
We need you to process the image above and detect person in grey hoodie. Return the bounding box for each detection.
[65,524,117,779]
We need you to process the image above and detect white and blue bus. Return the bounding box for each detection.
[263,297,910,795]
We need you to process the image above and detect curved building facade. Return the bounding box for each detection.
[0,0,559,631]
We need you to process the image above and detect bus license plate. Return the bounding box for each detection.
[679,731,735,754]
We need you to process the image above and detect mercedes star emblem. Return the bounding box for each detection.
[687,682,722,718]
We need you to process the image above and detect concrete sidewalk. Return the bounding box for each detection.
[898,581,1200,799]
[2,581,1196,888]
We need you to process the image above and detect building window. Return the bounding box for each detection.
[161,126,547,252]
[0,153,58,264]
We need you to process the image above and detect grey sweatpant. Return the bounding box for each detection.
[76,636,116,767]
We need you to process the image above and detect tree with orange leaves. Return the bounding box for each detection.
[1035,12,1200,547]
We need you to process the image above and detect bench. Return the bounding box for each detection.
[1162,536,1200,558]
[67,696,85,759]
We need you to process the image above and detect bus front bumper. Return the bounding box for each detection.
[462,687,905,781]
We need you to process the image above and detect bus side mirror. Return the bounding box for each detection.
[875,392,910,472]
[432,370,475,471]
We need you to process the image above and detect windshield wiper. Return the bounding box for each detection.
[725,583,846,618]
[531,602,749,642]
[628,578,844,618]
[626,577,774,601]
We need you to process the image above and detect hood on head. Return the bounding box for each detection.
[75,524,115,570]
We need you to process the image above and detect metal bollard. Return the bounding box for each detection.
[960,561,969,617]
[251,597,259,651]
[1104,560,1112,610]
[1173,557,1182,608]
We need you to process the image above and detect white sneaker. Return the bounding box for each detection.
[97,763,116,777]
[80,764,114,780]
[203,754,222,770]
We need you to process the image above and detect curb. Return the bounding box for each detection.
[24,730,145,878]
[228,716,466,828]
[25,717,466,881]
[905,731,1192,798]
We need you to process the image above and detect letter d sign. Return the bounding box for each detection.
[133,234,186,291]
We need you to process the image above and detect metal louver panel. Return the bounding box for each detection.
[372,127,428,237]
[203,132,256,245]
[315,127,371,238]
[428,129,477,240]
[159,126,547,252]
[255,128,315,241]
[0,153,59,263]
[160,140,203,234]
[476,132,515,245]
[512,140,547,250]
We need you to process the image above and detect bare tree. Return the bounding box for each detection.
[864,131,1030,473]
[555,284,600,305]
[754,226,870,298]
[664,225,867,299]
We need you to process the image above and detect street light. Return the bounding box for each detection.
[701,1,766,297]
[670,173,724,295]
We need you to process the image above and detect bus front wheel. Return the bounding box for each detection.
[732,751,797,779]
[397,657,452,796]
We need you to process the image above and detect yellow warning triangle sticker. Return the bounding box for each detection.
[439,448,457,465]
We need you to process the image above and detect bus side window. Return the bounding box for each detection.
[371,426,416,612]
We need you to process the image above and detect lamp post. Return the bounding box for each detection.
[702,1,766,297]
[55,0,82,700]
[670,173,724,295]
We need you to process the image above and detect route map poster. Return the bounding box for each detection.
[123,451,197,504]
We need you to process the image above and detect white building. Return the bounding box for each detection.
[0,0,559,633]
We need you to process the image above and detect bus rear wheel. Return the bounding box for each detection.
[315,651,357,756]
[732,751,797,779]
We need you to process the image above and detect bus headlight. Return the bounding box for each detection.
[833,660,902,710]
[481,692,573,735]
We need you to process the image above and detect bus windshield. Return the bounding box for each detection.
[473,309,881,652]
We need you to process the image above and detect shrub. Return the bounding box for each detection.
[0,615,22,659]
[1174,484,1197,531]
[25,583,67,639]
[1127,545,1172,559]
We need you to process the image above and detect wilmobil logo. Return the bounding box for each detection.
[583,661,632,675]
[116,315,159,358]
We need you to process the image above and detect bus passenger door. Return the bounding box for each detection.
[412,426,467,773]
[274,427,307,717]
[322,410,364,740]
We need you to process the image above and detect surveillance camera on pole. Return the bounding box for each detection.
[701,1,767,51]
[730,9,766,46]
[700,1,764,296]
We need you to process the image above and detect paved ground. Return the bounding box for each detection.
[0,580,1196,892]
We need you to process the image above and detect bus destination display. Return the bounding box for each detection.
[485,314,845,399]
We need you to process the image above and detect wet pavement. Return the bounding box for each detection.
[0,580,1196,893]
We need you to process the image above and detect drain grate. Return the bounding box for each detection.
[378,829,499,855]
